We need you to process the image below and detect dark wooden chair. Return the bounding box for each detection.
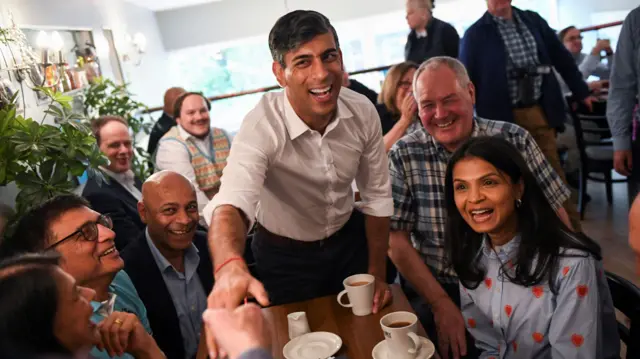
[605,271,640,358]
[565,97,626,218]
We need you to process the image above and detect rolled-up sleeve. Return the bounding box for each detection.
[354,104,394,217]
[606,10,639,151]
[203,117,275,228]
[388,145,415,232]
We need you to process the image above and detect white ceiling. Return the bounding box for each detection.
[124,0,222,12]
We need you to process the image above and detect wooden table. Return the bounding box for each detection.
[262,284,433,359]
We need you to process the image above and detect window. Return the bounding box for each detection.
[168,0,559,131]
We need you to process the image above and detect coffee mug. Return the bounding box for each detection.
[380,311,422,359]
[337,274,375,316]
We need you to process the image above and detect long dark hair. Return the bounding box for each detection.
[444,136,601,291]
[0,253,70,356]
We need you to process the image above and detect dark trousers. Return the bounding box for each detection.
[400,277,480,359]
[252,210,397,306]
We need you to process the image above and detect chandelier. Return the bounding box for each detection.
[0,12,67,108]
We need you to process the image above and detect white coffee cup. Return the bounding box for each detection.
[380,311,422,359]
[336,274,375,316]
[287,311,311,339]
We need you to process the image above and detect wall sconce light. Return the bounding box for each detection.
[121,31,146,67]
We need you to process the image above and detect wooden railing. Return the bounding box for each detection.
[142,20,624,114]
[143,64,392,113]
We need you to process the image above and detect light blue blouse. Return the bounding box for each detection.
[460,235,619,358]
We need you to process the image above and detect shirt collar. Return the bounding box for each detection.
[480,233,521,260]
[416,29,427,38]
[91,292,117,317]
[100,167,136,187]
[428,117,481,160]
[145,228,200,280]
[177,124,210,143]
[282,90,354,140]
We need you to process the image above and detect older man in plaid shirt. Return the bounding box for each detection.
[388,57,572,359]
[459,0,594,232]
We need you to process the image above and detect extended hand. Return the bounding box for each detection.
[432,296,467,359]
[202,304,272,359]
[206,261,269,358]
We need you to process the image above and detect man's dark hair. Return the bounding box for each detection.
[91,115,128,146]
[0,194,91,258]
[0,252,69,356]
[558,25,577,42]
[268,10,340,68]
[173,92,211,119]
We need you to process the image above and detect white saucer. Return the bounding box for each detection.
[372,336,435,359]
[283,331,342,359]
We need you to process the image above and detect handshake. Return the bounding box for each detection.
[202,304,272,359]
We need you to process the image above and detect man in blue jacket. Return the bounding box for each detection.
[459,0,592,231]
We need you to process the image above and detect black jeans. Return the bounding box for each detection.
[400,277,480,359]
[252,210,396,306]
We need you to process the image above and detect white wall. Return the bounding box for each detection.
[156,0,407,51]
[0,0,170,207]
[557,0,637,28]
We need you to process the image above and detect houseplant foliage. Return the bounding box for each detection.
[84,77,153,180]
[0,87,107,216]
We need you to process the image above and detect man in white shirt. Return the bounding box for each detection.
[154,92,232,215]
[83,115,144,249]
[204,10,394,312]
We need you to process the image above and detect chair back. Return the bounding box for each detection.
[605,271,640,358]
[565,96,613,168]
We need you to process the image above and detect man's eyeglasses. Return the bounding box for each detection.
[566,35,583,42]
[47,214,113,250]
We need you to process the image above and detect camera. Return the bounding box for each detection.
[511,65,551,107]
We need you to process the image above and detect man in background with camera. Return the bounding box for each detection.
[460,0,591,231]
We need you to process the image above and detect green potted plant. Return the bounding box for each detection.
[0,88,107,217]
[83,77,153,180]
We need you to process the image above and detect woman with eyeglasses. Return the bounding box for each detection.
[443,137,619,358]
[376,61,422,152]
[0,194,164,359]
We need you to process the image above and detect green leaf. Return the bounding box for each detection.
[51,162,69,184]
[40,159,56,180]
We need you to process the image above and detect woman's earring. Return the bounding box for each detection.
[515,199,522,208]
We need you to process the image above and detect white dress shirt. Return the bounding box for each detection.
[155,125,216,215]
[100,167,142,201]
[203,88,393,241]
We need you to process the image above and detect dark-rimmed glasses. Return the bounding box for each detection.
[46,214,113,250]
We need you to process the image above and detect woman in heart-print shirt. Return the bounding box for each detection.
[442,137,620,359]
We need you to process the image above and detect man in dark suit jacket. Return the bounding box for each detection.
[83,116,145,250]
[459,0,593,231]
[404,0,459,64]
[147,87,185,156]
[122,171,214,359]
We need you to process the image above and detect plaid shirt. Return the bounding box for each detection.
[388,117,571,283]
[493,11,542,105]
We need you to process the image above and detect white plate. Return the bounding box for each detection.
[372,336,435,359]
[283,331,342,359]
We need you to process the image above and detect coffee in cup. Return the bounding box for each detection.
[380,311,422,359]
[337,274,375,316]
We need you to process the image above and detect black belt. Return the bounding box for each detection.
[254,223,345,249]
